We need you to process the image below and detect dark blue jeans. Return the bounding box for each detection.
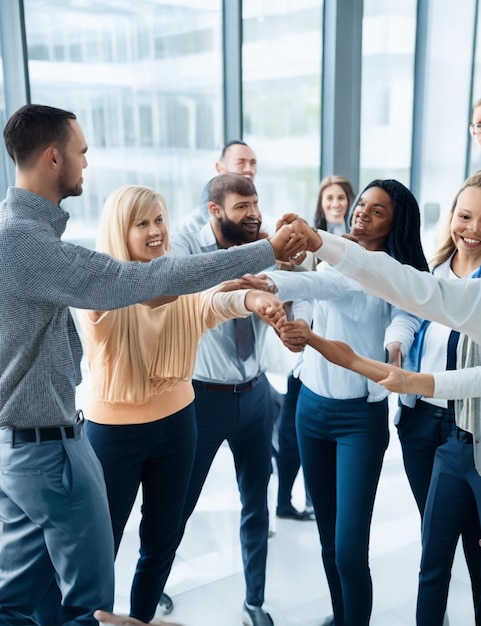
[397,399,480,619]
[179,373,274,607]
[275,373,312,510]
[417,425,481,626]
[86,403,197,623]
[296,385,389,626]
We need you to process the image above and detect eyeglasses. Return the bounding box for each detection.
[470,123,481,135]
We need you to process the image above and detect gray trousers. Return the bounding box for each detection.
[0,424,114,625]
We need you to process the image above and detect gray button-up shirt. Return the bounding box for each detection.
[0,187,275,428]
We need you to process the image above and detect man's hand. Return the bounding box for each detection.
[216,274,278,294]
[236,273,278,293]
[268,223,307,262]
[244,290,286,327]
[276,214,323,253]
[277,319,311,353]
[386,342,402,367]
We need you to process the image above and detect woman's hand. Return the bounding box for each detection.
[244,290,286,328]
[276,213,323,252]
[277,319,311,353]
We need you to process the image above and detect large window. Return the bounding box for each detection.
[0,46,8,195]
[360,0,417,190]
[242,0,323,227]
[468,3,481,176]
[23,0,223,244]
[415,0,477,257]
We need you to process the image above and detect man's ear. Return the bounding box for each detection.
[45,147,61,169]
[208,201,222,217]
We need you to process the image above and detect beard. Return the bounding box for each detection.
[57,162,83,201]
[218,215,261,244]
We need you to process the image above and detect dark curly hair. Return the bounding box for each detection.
[348,179,429,272]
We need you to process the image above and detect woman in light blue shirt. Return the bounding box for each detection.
[267,179,428,626]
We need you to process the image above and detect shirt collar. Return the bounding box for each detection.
[198,220,218,248]
[6,186,69,237]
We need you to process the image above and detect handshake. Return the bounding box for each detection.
[268,213,323,264]
[245,289,311,354]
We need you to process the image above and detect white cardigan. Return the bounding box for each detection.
[314,231,481,400]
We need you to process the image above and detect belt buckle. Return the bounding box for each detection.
[233,376,256,393]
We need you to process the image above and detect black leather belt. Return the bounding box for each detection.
[456,427,473,444]
[0,411,84,445]
[194,375,261,394]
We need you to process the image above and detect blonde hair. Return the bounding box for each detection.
[430,171,481,269]
[89,185,173,404]
[97,185,170,258]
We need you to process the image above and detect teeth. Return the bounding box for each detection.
[464,238,480,244]
[147,240,162,246]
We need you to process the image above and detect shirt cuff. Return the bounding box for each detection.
[312,230,346,265]
[432,368,481,400]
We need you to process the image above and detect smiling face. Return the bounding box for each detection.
[210,191,261,246]
[450,186,481,264]
[216,144,257,180]
[350,186,395,251]
[126,201,169,262]
[321,183,350,224]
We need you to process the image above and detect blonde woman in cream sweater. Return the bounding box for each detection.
[77,185,284,626]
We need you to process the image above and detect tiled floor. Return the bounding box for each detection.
[111,393,475,626]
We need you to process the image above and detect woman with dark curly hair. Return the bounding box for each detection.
[259,179,428,626]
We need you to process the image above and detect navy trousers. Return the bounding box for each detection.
[275,373,312,510]
[179,373,274,607]
[416,425,481,626]
[397,399,481,620]
[86,403,197,623]
[296,385,389,626]
[0,424,114,626]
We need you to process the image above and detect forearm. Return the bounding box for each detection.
[313,232,481,344]
[401,371,435,396]
[306,333,390,382]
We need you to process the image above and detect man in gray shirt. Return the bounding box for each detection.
[0,104,305,626]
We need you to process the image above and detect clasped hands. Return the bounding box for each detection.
[268,213,323,263]
[245,285,311,352]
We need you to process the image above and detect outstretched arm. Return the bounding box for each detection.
[276,215,481,345]
[277,319,435,396]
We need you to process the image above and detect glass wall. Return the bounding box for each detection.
[468,3,481,175]
[242,0,323,228]
[0,46,8,195]
[2,0,479,254]
[23,0,223,245]
[360,0,417,190]
[415,0,477,257]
